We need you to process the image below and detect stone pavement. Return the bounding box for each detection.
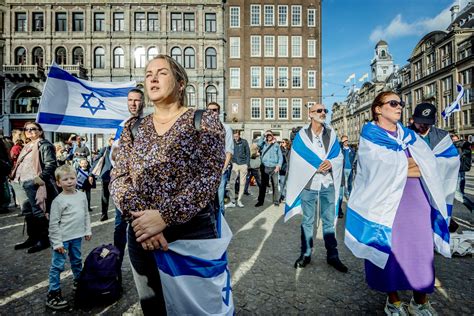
[0,174,472,315]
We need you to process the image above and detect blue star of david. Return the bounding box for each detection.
[80,92,106,115]
[222,268,232,306]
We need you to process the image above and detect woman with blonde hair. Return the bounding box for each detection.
[110,55,227,314]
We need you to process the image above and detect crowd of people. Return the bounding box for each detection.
[0,53,472,315]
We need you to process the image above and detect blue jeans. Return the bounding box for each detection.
[48,237,82,292]
[300,185,337,258]
[343,168,352,199]
[114,208,128,267]
[218,169,230,214]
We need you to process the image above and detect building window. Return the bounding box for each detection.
[229,7,240,28]
[292,67,302,88]
[184,13,195,32]
[278,99,288,119]
[135,12,146,31]
[148,47,158,60]
[229,37,240,58]
[264,36,275,57]
[230,68,240,89]
[460,68,472,85]
[15,12,27,32]
[12,87,41,114]
[15,47,27,65]
[171,47,182,65]
[33,12,44,32]
[72,47,84,65]
[291,5,302,26]
[148,13,159,31]
[56,12,67,32]
[264,5,274,26]
[94,12,105,31]
[264,98,275,119]
[250,66,261,88]
[171,13,182,31]
[250,5,261,26]
[73,13,84,32]
[440,44,453,68]
[292,36,302,57]
[278,67,289,88]
[184,47,195,69]
[308,39,316,58]
[308,70,316,89]
[278,36,288,57]
[442,76,452,92]
[205,13,216,32]
[250,35,261,57]
[55,47,67,64]
[292,98,302,119]
[251,98,261,119]
[206,85,217,105]
[308,8,316,27]
[205,47,217,69]
[264,67,275,88]
[32,47,43,66]
[278,5,288,26]
[113,47,124,68]
[114,12,124,31]
[134,47,146,68]
[186,85,197,107]
[94,47,105,68]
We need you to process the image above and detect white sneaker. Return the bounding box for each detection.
[236,201,244,208]
[408,298,437,316]
[225,202,236,208]
[384,298,408,316]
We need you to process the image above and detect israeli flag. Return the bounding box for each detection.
[76,168,88,189]
[153,213,234,315]
[442,84,464,119]
[36,63,136,133]
[345,122,451,269]
[284,127,343,222]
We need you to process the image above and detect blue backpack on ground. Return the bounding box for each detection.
[75,244,122,307]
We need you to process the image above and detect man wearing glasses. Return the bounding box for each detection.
[290,103,348,273]
[207,102,234,214]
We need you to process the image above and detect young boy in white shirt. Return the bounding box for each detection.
[46,165,92,310]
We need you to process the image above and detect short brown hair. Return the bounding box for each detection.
[55,164,76,181]
[371,91,399,122]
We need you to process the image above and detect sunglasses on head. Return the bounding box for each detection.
[25,127,39,132]
[315,109,328,114]
[384,100,405,108]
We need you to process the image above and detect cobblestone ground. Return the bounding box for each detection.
[0,172,472,315]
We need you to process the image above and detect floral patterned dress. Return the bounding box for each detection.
[110,109,225,226]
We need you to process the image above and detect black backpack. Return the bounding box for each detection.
[75,244,121,307]
[456,140,472,172]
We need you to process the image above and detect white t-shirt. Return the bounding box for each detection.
[309,129,333,190]
[49,190,92,249]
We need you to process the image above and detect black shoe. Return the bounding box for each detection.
[100,214,108,221]
[327,257,348,273]
[338,211,344,218]
[46,290,68,310]
[294,255,311,268]
[273,202,280,206]
[27,240,50,254]
[244,192,251,196]
[14,238,35,250]
[255,202,264,207]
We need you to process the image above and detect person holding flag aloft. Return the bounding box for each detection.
[344,92,451,315]
[285,103,347,273]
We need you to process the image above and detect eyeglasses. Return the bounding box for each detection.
[265,134,273,137]
[25,128,39,132]
[313,109,328,114]
[383,100,405,108]
[208,108,219,113]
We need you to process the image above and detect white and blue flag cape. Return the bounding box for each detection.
[344,122,451,269]
[284,126,343,222]
[431,133,460,222]
[153,213,234,315]
[36,63,135,133]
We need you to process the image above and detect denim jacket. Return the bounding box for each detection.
[257,137,283,168]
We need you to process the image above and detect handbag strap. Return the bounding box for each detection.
[260,142,275,160]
